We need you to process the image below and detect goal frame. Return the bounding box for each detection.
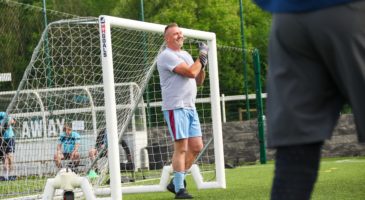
[99,15,225,199]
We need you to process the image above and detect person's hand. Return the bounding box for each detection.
[198,42,209,68]
[56,150,63,158]
[71,150,77,158]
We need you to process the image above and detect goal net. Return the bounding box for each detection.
[0,16,225,199]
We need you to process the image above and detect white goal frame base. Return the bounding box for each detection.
[94,164,224,196]
[42,168,96,200]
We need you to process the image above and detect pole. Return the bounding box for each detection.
[252,49,266,164]
[42,0,54,115]
[140,0,144,21]
[239,0,250,120]
[139,0,152,129]
[42,0,48,28]
[221,94,226,123]
[42,0,52,88]
[99,16,122,199]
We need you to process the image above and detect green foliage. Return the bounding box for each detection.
[1,0,272,107]
[111,0,271,96]
[0,0,75,91]
[0,1,42,91]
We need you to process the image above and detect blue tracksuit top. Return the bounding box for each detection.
[0,112,14,139]
[253,0,361,13]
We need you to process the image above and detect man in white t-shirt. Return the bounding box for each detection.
[157,23,208,199]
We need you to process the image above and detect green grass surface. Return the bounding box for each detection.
[123,157,365,200]
[0,157,363,199]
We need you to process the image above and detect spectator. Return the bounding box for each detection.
[88,128,133,177]
[88,128,108,163]
[0,112,16,181]
[54,124,81,168]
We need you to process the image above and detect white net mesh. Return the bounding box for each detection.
[1,17,217,198]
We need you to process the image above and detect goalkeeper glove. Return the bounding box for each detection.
[199,54,208,69]
[198,42,209,55]
[198,42,209,68]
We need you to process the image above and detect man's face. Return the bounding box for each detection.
[165,26,184,49]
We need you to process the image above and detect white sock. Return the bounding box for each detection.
[3,169,8,179]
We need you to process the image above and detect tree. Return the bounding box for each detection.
[2,0,271,98]
[112,0,270,94]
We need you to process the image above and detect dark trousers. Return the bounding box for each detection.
[271,142,323,200]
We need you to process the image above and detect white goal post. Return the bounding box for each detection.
[99,15,225,199]
[0,15,225,199]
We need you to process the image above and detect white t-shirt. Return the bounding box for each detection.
[157,47,197,110]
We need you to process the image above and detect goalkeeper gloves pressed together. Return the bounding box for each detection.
[198,42,209,69]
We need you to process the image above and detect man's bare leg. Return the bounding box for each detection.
[185,137,203,170]
[3,153,13,180]
[172,139,188,193]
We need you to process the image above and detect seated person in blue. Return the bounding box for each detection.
[0,112,16,180]
[88,128,133,163]
[54,124,81,168]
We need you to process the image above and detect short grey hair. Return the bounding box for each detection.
[164,23,178,35]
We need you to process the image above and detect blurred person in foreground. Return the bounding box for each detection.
[253,1,365,199]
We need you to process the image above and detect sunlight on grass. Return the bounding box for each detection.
[123,157,365,200]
